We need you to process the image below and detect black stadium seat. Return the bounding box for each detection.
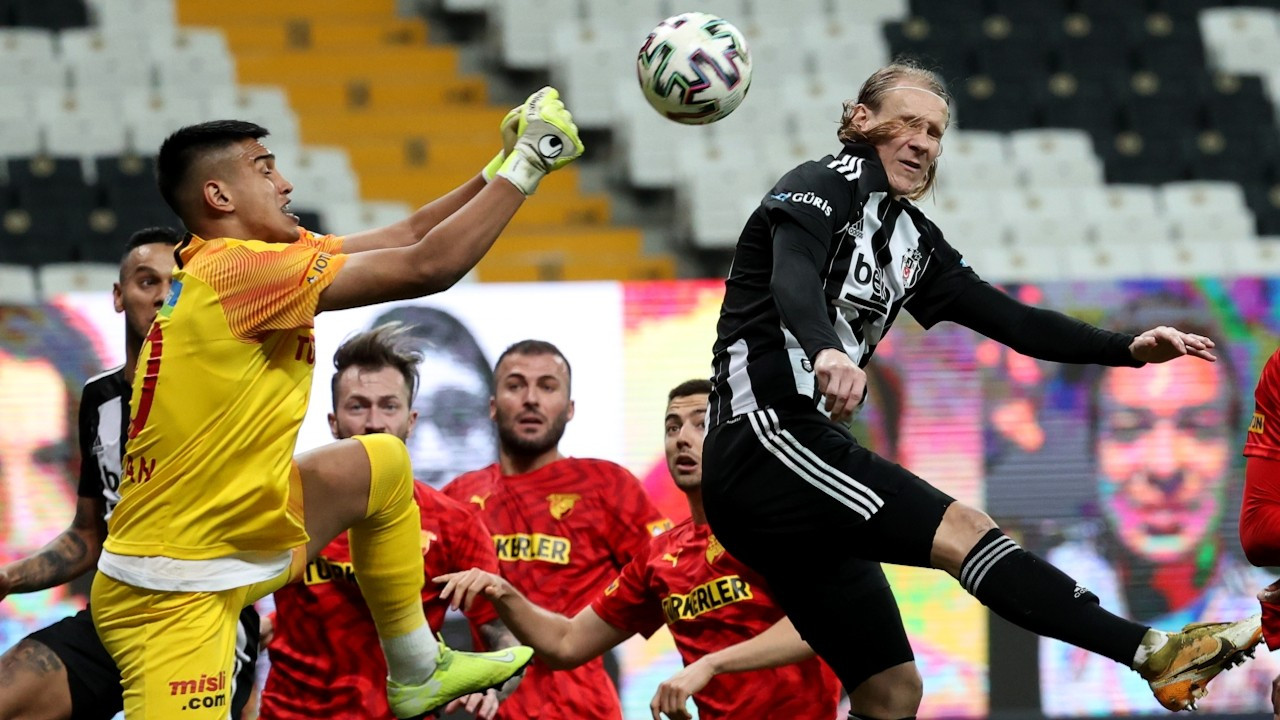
[6,0,87,30]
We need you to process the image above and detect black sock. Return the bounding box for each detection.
[960,528,1149,665]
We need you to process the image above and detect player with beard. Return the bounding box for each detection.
[443,340,670,720]
[438,379,847,720]
[260,324,522,720]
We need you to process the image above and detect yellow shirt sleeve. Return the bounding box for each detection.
[186,238,348,341]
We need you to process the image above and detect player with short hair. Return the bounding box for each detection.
[259,323,520,720]
[700,59,1260,717]
[0,228,260,720]
[442,340,671,720]
[439,378,848,720]
[91,87,583,719]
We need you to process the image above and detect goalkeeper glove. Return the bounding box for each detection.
[494,86,584,196]
[481,104,523,183]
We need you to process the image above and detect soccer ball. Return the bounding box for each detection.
[636,12,752,125]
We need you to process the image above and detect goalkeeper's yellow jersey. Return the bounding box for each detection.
[103,228,347,560]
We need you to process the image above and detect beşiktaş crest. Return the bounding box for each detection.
[901,248,926,289]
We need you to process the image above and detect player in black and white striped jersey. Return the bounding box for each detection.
[0,228,258,720]
[701,59,1259,717]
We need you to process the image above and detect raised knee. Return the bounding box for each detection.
[945,503,997,535]
[933,503,998,575]
[851,662,923,718]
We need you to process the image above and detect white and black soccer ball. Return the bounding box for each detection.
[636,12,753,125]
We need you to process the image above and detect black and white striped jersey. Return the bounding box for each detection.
[77,365,128,519]
[709,141,981,427]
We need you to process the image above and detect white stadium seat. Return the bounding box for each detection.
[967,240,1065,283]
[0,28,65,90]
[38,263,120,299]
[1161,180,1249,216]
[0,264,39,304]
[0,117,43,159]
[288,147,360,207]
[1079,185,1171,245]
[497,0,576,69]
[1148,240,1234,278]
[44,110,129,158]
[1227,238,1280,276]
[1061,243,1155,280]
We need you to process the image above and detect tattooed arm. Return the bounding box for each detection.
[0,497,107,599]
[478,619,520,651]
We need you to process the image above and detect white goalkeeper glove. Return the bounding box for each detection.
[481,104,523,183]
[493,86,584,196]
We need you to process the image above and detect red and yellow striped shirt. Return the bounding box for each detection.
[104,229,346,560]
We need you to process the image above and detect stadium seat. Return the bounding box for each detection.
[495,0,575,69]
[954,77,1037,132]
[9,0,88,30]
[37,261,118,297]
[1078,185,1166,244]
[44,110,129,158]
[549,18,636,130]
[967,239,1065,283]
[94,0,177,36]
[288,146,360,207]
[1161,180,1249,216]
[828,0,907,26]
[923,189,1006,248]
[1008,128,1103,187]
[0,264,38,303]
[151,28,237,90]
[1061,243,1154,280]
[1149,238,1234,278]
[0,28,65,90]
[1227,237,1280,276]
[677,137,772,249]
[0,117,43,159]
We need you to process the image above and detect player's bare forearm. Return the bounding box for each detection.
[477,619,520,651]
[317,180,524,312]
[700,617,814,674]
[486,587,582,665]
[437,568,626,668]
[339,175,487,254]
[0,498,105,595]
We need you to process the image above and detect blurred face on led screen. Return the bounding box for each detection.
[1096,361,1231,562]
[405,349,496,487]
[0,351,70,564]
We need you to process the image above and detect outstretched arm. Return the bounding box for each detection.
[649,617,814,720]
[317,88,583,311]
[436,568,630,669]
[339,107,524,254]
[937,282,1215,366]
[339,175,488,254]
[0,497,106,599]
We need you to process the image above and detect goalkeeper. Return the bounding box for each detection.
[89,87,582,720]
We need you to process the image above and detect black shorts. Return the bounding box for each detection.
[27,604,259,719]
[701,400,956,689]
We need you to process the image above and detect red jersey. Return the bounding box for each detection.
[444,458,670,720]
[1246,348,1280,460]
[591,519,842,720]
[260,482,500,720]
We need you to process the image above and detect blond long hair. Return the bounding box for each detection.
[837,60,950,200]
